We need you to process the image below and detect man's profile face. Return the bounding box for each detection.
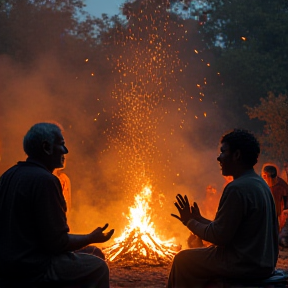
[217,142,234,176]
[50,132,68,170]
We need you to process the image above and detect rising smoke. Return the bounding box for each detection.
[0,0,232,248]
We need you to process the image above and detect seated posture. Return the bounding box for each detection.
[262,164,288,229]
[168,129,278,288]
[0,122,114,287]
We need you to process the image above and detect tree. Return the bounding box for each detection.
[246,92,288,162]
[197,0,288,128]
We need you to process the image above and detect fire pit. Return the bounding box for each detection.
[104,185,180,265]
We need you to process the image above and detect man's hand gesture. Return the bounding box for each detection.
[171,194,193,225]
[89,223,114,243]
[190,201,202,222]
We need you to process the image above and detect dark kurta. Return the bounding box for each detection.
[168,169,279,288]
[0,160,69,282]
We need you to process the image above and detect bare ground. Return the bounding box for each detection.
[109,248,288,288]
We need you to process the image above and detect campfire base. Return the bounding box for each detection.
[104,228,180,266]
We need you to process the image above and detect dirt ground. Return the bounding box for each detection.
[109,248,288,288]
[109,262,170,288]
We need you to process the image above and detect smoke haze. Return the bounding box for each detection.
[0,2,255,248]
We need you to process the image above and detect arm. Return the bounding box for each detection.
[283,196,288,210]
[187,186,243,245]
[35,177,114,253]
[191,202,211,225]
[281,180,288,210]
[64,224,114,252]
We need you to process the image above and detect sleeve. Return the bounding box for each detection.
[32,175,69,253]
[187,185,244,245]
[283,181,288,196]
[283,182,288,209]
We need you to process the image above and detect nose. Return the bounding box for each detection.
[63,146,69,154]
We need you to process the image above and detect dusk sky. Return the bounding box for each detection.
[84,0,125,17]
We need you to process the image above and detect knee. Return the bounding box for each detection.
[91,258,109,280]
[91,246,105,260]
[99,259,109,275]
[78,245,105,260]
[174,249,188,263]
[171,249,190,269]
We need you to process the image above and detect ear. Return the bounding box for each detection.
[233,149,241,162]
[42,141,53,155]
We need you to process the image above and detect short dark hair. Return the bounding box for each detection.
[263,165,277,178]
[221,129,260,167]
[23,122,63,157]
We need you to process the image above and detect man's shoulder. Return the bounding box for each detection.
[226,171,266,192]
[231,170,260,184]
[1,163,21,179]
[278,177,288,187]
[2,161,52,181]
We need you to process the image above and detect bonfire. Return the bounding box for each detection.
[104,185,180,265]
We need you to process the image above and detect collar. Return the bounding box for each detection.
[236,168,256,179]
[17,157,51,173]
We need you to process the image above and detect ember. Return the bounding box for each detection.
[104,185,180,265]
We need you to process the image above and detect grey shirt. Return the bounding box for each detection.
[188,169,278,278]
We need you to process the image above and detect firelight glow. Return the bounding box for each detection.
[104,185,179,264]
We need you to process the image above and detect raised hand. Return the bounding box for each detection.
[191,202,202,221]
[89,223,114,243]
[171,194,193,225]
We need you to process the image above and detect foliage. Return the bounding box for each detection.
[246,92,288,162]
[196,0,288,127]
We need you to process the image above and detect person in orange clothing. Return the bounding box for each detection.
[262,164,288,229]
[53,163,72,215]
[280,161,288,183]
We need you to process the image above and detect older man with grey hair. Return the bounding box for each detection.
[0,122,114,287]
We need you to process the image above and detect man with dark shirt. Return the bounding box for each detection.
[0,122,114,287]
[168,129,278,288]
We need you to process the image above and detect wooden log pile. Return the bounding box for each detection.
[104,227,180,266]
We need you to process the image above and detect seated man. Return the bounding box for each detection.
[0,122,114,287]
[168,129,278,288]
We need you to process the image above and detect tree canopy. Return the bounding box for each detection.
[198,0,288,127]
[246,92,288,163]
[1,0,287,193]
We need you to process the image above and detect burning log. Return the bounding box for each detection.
[104,186,180,265]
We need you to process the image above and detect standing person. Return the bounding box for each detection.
[0,122,114,287]
[167,129,278,288]
[261,164,288,229]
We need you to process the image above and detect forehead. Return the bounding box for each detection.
[220,142,230,150]
[53,131,65,143]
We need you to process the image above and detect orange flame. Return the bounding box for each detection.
[105,185,179,264]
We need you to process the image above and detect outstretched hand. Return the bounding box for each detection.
[191,201,202,221]
[90,223,114,243]
[171,194,193,225]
